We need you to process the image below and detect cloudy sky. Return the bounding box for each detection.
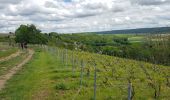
[0,0,170,33]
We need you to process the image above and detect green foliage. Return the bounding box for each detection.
[47,32,170,66]
[48,32,61,46]
[15,24,48,44]
[113,37,129,45]
[0,47,169,99]
[13,24,170,65]
[0,47,18,58]
[56,83,69,90]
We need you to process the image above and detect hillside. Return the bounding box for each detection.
[0,46,169,99]
[96,27,170,34]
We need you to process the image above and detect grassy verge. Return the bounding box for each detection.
[0,48,18,58]
[0,50,28,76]
[0,50,57,100]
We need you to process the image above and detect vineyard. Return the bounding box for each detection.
[46,46,170,100]
[0,0,170,99]
[0,45,169,99]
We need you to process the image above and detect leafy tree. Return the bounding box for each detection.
[15,24,48,44]
[48,32,62,46]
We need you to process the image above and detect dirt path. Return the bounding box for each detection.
[0,50,21,62]
[0,49,34,90]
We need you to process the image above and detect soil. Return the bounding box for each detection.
[0,49,34,90]
[0,50,21,62]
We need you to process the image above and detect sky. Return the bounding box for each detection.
[0,0,170,33]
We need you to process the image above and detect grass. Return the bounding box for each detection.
[0,47,18,58]
[0,50,28,75]
[0,47,169,100]
[128,36,145,43]
[112,34,135,38]
[0,49,57,100]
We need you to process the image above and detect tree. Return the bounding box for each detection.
[47,32,61,46]
[15,24,48,45]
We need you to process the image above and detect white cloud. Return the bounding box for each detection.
[125,16,130,20]
[0,0,170,33]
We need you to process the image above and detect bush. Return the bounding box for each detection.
[56,83,69,90]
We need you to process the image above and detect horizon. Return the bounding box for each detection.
[0,26,170,34]
[0,0,170,33]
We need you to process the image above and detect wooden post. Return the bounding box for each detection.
[87,68,90,78]
[56,47,58,57]
[65,49,68,66]
[62,49,65,65]
[72,51,75,75]
[80,60,84,86]
[128,82,132,100]
[94,64,97,100]
[57,48,59,59]
[59,49,61,60]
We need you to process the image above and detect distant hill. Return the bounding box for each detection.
[96,27,170,34]
[0,33,9,37]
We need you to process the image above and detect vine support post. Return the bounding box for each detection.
[62,49,65,65]
[57,48,59,59]
[80,60,84,87]
[65,49,68,66]
[60,49,62,60]
[128,82,132,100]
[56,47,58,57]
[72,51,75,75]
[93,63,97,100]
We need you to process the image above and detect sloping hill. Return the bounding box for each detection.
[97,27,170,34]
[0,47,169,99]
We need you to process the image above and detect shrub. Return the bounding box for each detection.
[56,83,69,90]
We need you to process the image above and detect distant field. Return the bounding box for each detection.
[128,36,145,43]
[111,34,145,43]
[0,43,18,58]
[0,34,9,42]
[112,34,138,37]
[113,33,170,43]
[0,33,9,37]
